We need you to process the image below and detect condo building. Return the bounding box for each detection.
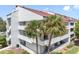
[6,6,76,54]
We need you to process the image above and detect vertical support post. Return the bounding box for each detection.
[68,22,71,42]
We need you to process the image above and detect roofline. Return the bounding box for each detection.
[16,5,77,20]
[7,5,77,22]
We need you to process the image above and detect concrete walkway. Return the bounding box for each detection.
[0,45,12,51]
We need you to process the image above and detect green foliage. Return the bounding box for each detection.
[0,17,6,32]
[25,15,67,38]
[0,50,15,54]
[25,20,41,38]
[0,36,7,48]
[40,15,67,37]
[74,21,79,39]
[67,43,74,48]
[21,50,29,54]
[0,50,29,54]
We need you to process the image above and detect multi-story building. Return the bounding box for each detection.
[6,5,76,54]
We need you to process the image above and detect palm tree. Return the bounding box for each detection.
[25,20,41,54]
[40,15,67,53]
[25,15,66,54]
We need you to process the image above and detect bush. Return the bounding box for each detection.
[67,44,74,48]
[21,50,29,54]
[0,36,7,48]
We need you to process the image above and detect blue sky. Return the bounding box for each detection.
[0,5,79,20]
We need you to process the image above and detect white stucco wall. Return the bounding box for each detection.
[17,7,43,22]
[11,11,20,46]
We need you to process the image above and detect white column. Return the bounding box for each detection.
[68,22,71,43]
[11,11,20,47]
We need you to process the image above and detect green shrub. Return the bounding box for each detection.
[0,36,7,48]
[67,44,74,48]
[21,50,29,54]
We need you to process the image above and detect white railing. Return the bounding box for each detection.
[18,25,26,30]
[39,34,69,46]
[18,34,33,43]
[51,34,69,44]
[18,33,69,46]
[6,26,11,33]
[8,35,11,39]
[70,32,74,35]
[66,26,74,29]
[19,43,35,54]
[6,35,11,41]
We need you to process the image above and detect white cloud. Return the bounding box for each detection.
[73,5,79,9]
[63,6,70,11]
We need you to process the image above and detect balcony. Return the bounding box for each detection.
[6,26,11,34]
[6,35,11,41]
[70,32,74,35]
[18,25,26,30]
[18,34,33,43]
[66,25,74,29]
[18,33,70,46]
[38,34,69,46]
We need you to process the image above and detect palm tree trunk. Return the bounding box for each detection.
[47,34,52,54]
[36,36,38,54]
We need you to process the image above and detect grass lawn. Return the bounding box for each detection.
[65,46,79,54]
[0,49,29,54]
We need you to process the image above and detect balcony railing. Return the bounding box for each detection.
[66,25,74,29]
[18,34,33,43]
[18,25,27,30]
[38,33,69,46]
[6,26,11,33]
[18,33,69,46]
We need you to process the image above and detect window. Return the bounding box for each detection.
[19,21,26,25]
[19,30,26,36]
[43,16,48,20]
[16,44,19,47]
[54,42,59,46]
[70,22,74,26]
[8,30,11,36]
[70,28,74,32]
[70,34,74,38]
[44,34,48,40]
[19,39,26,46]
[63,38,68,42]
[7,18,11,26]
[8,39,11,44]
